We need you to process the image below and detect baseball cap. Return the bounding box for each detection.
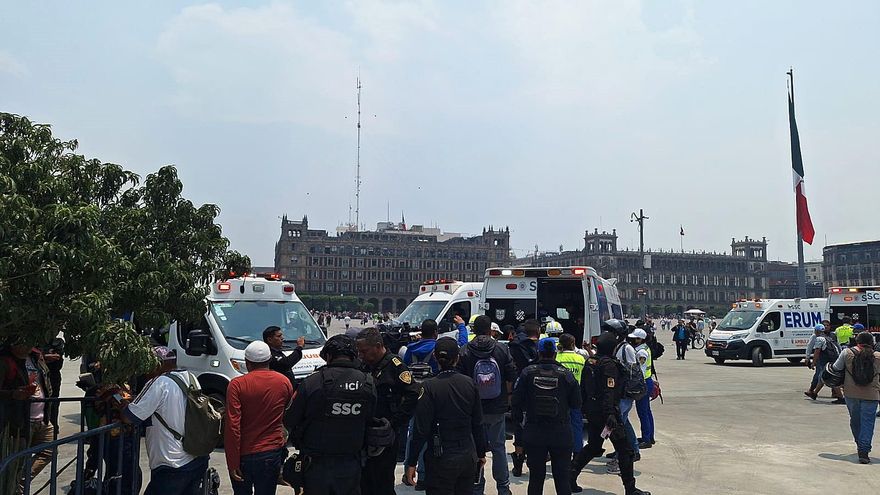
[245,341,271,363]
[490,322,501,334]
[538,337,558,353]
[434,337,459,360]
[628,329,647,340]
[814,323,825,332]
[854,323,865,330]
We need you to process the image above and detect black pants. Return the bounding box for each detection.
[524,444,571,495]
[572,418,636,492]
[424,450,478,495]
[675,341,687,359]
[304,455,361,495]
[361,436,398,495]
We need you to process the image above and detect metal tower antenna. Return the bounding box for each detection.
[355,76,362,231]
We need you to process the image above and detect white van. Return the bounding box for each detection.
[168,275,327,403]
[828,286,880,332]
[394,280,483,334]
[706,298,827,366]
[480,266,622,345]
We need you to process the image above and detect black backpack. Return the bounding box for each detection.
[614,343,646,401]
[821,337,840,362]
[409,350,435,383]
[648,337,665,360]
[850,347,877,386]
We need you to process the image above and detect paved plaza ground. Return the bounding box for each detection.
[44,321,880,494]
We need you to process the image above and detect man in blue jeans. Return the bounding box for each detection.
[123,346,209,495]
[457,316,517,495]
[832,332,880,464]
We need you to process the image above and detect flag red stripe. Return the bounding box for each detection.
[795,182,815,245]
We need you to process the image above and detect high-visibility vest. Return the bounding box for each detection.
[637,344,652,379]
[836,325,853,345]
[556,351,586,383]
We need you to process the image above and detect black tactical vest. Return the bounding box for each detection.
[525,365,568,425]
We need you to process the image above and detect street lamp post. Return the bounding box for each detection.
[630,209,649,319]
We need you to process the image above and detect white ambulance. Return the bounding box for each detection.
[705,298,827,366]
[479,266,622,345]
[827,286,880,331]
[395,279,483,335]
[167,274,327,404]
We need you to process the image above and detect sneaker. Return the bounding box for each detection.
[606,459,620,474]
[634,452,641,462]
[638,442,653,449]
[606,451,617,459]
[804,391,818,400]
[832,398,846,404]
[859,452,871,464]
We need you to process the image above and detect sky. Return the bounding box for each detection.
[2,1,878,266]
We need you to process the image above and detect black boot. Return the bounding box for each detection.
[570,449,593,492]
[625,481,652,495]
[510,452,524,477]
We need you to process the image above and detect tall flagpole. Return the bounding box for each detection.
[788,68,807,299]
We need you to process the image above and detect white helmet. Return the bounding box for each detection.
[545,320,564,336]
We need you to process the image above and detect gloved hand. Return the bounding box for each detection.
[606,414,620,430]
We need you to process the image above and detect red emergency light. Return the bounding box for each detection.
[283,285,295,293]
[217,282,231,292]
[572,267,586,275]
[505,283,518,290]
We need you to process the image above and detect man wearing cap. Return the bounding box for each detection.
[123,347,209,495]
[513,337,581,495]
[285,334,376,495]
[631,329,656,449]
[404,337,488,494]
[225,341,293,495]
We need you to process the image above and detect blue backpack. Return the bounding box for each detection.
[473,357,503,400]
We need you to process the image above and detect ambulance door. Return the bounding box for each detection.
[756,311,784,354]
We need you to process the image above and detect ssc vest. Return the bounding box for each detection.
[310,368,375,454]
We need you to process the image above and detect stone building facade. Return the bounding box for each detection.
[520,229,771,315]
[823,240,880,288]
[273,216,510,312]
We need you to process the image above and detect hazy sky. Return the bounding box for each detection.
[2,1,878,266]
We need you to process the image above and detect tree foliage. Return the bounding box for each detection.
[0,113,250,383]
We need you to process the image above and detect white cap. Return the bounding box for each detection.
[245,341,271,363]
[491,322,501,333]
[628,329,647,340]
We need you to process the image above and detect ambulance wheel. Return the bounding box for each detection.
[751,347,765,367]
[787,357,803,364]
[713,357,726,364]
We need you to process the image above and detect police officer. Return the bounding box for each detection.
[404,337,487,495]
[512,337,581,495]
[570,332,651,495]
[355,328,421,495]
[284,334,376,495]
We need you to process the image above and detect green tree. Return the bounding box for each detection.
[0,113,249,384]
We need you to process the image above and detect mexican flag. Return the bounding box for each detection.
[788,92,815,245]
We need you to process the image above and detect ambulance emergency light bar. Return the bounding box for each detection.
[486,267,590,277]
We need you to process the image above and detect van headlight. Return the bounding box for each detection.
[730,332,749,340]
[230,359,248,374]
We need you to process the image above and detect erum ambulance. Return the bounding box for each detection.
[168,274,327,404]
[480,266,622,346]
[395,279,483,336]
[827,286,880,331]
[705,298,827,366]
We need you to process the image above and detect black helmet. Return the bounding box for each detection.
[366,417,396,457]
[601,319,628,335]
[320,334,358,361]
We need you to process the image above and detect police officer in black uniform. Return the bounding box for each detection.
[355,328,421,495]
[404,337,487,495]
[570,331,651,495]
[285,334,377,495]
[512,337,581,495]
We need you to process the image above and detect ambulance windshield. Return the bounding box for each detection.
[210,301,326,349]
[717,310,763,331]
[396,301,447,327]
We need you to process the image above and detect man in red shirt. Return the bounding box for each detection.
[225,341,293,495]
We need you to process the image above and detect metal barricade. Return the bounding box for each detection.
[0,397,142,495]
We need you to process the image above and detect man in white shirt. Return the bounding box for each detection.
[123,347,209,495]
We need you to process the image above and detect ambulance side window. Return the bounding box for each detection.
[759,312,780,332]
[448,301,471,323]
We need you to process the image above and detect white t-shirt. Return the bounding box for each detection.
[128,371,197,470]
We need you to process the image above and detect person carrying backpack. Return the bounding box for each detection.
[805,324,844,403]
[456,315,517,495]
[123,346,217,495]
[831,331,880,464]
[506,319,541,476]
